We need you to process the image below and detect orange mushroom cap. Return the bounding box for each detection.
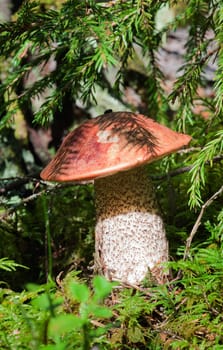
[40,111,192,182]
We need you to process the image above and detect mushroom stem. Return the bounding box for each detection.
[94,165,169,285]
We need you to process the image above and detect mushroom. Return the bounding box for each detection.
[40,111,191,285]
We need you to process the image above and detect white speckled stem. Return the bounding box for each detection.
[94,166,169,285]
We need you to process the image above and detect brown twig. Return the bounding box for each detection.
[183,185,223,261]
[0,178,91,220]
[0,183,66,220]
[152,165,193,180]
[0,175,40,194]
[152,154,223,181]
[0,189,48,220]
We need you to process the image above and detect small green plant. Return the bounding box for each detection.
[47,275,114,350]
[0,257,28,272]
[0,275,115,350]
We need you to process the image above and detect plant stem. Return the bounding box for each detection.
[42,194,53,280]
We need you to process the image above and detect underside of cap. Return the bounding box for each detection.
[40,111,192,182]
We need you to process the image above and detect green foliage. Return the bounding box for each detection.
[0,275,114,350]
[0,0,223,349]
[0,183,95,289]
[188,130,223,208]
[1,221,223,349]
[0,257,28,272]
[214,3,223,116]
[0,0,169,127]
